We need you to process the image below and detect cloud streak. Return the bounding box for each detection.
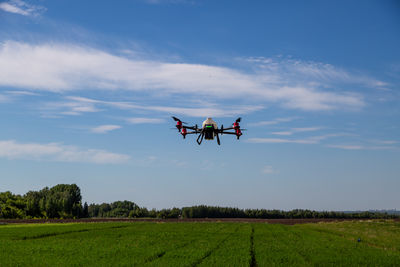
[91,125,121,134]
[271,127,322,136]
[262,165,276,174]
[249,117,297,127]
[44,96,264,118]
[327,144,398,151]
[0,41,371,111]
[0,140,130,164]
[247,134,348,145]
[0,0,46,16]
[126,117,165,124]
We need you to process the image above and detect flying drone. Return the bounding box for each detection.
[172,116,244,145]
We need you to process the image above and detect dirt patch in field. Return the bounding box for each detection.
[1,218,399,225]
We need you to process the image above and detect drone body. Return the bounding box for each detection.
[172,116,244,145]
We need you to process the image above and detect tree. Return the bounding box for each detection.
[82,202,89,218]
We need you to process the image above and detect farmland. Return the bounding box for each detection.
[0,220,399,266]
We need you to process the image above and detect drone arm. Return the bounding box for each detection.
[220,127,234,131]
[183,126,196,130]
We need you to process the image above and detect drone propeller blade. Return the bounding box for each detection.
[172,116,180,121]
[171,116,187,124]
[216,133,221,145]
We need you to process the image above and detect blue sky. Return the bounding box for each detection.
[0,0,399,210]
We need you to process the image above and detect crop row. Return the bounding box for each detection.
[0,220,399,266]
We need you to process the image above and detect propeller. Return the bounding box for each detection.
[216,133,221,145]
[171,116,187,124]
[235,117,241,123]
[220,124,224,135]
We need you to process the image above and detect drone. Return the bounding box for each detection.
[172,116,244,145]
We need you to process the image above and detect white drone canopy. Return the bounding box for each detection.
[202,117,218,129]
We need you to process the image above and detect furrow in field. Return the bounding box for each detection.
[253,224,310,266]
[250,225,257,267]
[144,239,197,264]
[142,223,231,266]
[144,250,167,262]
[17,224,131,240]
[20,229,90,240]
[191,225,242,267]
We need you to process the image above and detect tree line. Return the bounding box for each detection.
[0,184,87,219]
[1,184,398,219]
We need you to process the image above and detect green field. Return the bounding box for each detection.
[1,220,399,266]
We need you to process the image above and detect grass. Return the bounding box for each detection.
[0,220,399,266]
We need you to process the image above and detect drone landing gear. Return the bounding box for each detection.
[196,132,204,145]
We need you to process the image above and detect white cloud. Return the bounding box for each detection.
[262,165,276,174]
[327,144,363,150]
[126,117,165,124]
[42,100,101,116]
[249,117,297,126]
[245,56,388,89]
[271,126,322,136]
[327,144,397,150]
[0,140,130,164]
[373,140,398,145]
[270,131,292,136]
[0,0,46,16]
[292,127,322,132]
[46,96,264,118]
[91,125,121,134]
[0,41,370,111]
[247,134,347,145]
[5,90,38,96]
[248,138,318,144]
[132,104,263,117]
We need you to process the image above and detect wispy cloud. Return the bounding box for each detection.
[244,56,388,89]
[271,127,322,136]
[91,125,121,134]
[249,117,297,126]
[0,0,46,16]
[0,140,130,164]
[262,165,277,174]
[248,137,318,144]
[247,134,348,145]
[372,140,398,145]
[0,90,38,103]
[5,90,39,96]
[45,96,263,118]
[326,144,364,150]
[327,143,398,151]
[41,100,102,116]
[0,41,372,111]
[126,117,165,124]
